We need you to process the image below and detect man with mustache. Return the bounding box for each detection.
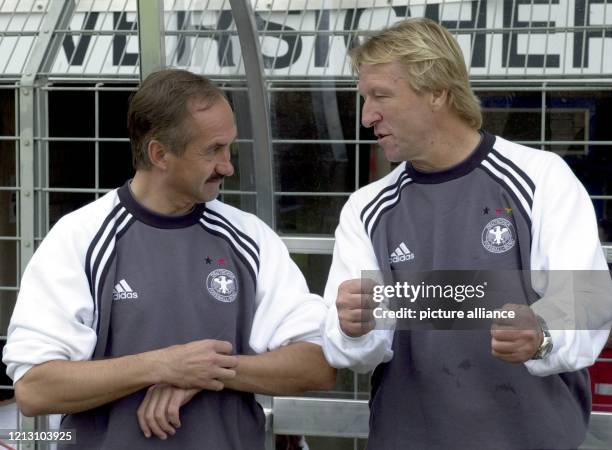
[4,69,335,449]
[322,18,611,449]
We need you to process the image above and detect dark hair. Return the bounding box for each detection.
[127,69,227,170]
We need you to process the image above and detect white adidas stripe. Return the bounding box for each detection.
[200,218,259,279]
[482,160,532,220]
[390,244,413,258]
[488,152,534,201]
[88,206,128,329]
[203,211,259,260]
[89,207,127,282]
[92,212,133,328]
[93,212,132,303]
[361,172,410,223]
[119,279,132,292]
[366,177,412,238]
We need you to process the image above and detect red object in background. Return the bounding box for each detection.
[590,348,612,412]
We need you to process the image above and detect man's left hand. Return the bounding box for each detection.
[136,384,200,439]
[491,303,543,363]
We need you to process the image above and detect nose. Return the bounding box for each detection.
[361,97,381,128]
[216,149,234,177]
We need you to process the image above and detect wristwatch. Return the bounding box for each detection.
[531,315,553,360]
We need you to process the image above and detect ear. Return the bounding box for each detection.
[147,139,170,170]
[430,89,448,111]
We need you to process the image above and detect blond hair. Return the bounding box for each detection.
[350,18,482,129]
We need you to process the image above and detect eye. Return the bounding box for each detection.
[204,145,222,155]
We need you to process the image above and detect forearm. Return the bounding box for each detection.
[524,329,610,376]
[224,342,336,395]
[15,351,165,416]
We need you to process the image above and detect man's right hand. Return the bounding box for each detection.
[137,384,199,440]
[337,279,377,338]
[159,339,238,390]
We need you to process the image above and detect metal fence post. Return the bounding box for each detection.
[137,0,166,80]
[17,1,74,448]
[229,0,275,228]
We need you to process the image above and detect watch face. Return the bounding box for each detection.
[533,315,553,360]
[534,338,553,359]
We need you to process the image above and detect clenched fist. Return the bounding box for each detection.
[337,278,377,338]
[491,303,543,363]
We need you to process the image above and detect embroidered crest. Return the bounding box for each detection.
[482,218,516,253]
[206,268,238,303]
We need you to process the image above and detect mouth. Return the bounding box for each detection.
[206,176,224,184]
[376,133,391,143]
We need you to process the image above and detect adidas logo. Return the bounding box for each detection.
[389,242,415,264]
[112,279,139,300]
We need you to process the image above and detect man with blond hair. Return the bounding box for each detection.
[322,18,611,449]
